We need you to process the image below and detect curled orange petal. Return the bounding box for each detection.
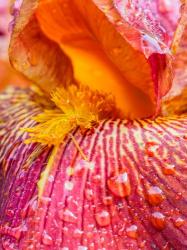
[9,0,74,94]
[9,0,182,118]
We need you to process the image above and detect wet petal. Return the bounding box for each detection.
[9,0,74,94]
[10,0,182,118]
[0,87,187,249]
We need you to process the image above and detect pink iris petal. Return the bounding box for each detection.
[0,87,187,249]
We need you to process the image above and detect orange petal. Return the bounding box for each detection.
[0,87,187,249]
[9,0,74,94]
[10,0,181,118]
[36,0,177,118]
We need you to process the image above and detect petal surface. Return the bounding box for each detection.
[0,87,187,249]
[9,0,74,94]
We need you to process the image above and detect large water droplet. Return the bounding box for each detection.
[151,212,166,230]
[107,171,131,197]
[58,208,77,223]
[42,231,53,245]
[126,224,138,239]
[95,210,111,227]
[147,186,165,205]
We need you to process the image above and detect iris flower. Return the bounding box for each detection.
[0,0,187,249]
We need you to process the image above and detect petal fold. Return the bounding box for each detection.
[9,0,182,118]
[9,0,74,94]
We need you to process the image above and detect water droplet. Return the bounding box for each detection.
[85,188,94,201]
[78,246,88,250]
[66,167,74,176]
[86,231,93,239]
[107,171,131,197]
[92,174,101,183]
[103,196,113,205]
[40,196,52,205]
[139,240,146,248]
[162,164,175,175]
[64,181,74,191]
[63,226,69,234]
[58,209,77,223]
[42,231,53,245]
[145,141,159,157]
[175,192,182,200]
[5,209,14,217]
[89,243,95,250]
[112,47,122,55]
[88,162,95,171]
[174,217,185,228]
[126,225,138,239]
[73,228,83,238]
[75,160,87,176]
[162,242,172,250]
[95,210,111,227]
[151,212,166,230]
[48,175,55,182]
[147,186,165,205]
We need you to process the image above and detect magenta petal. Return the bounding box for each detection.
[0,87,187,249]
